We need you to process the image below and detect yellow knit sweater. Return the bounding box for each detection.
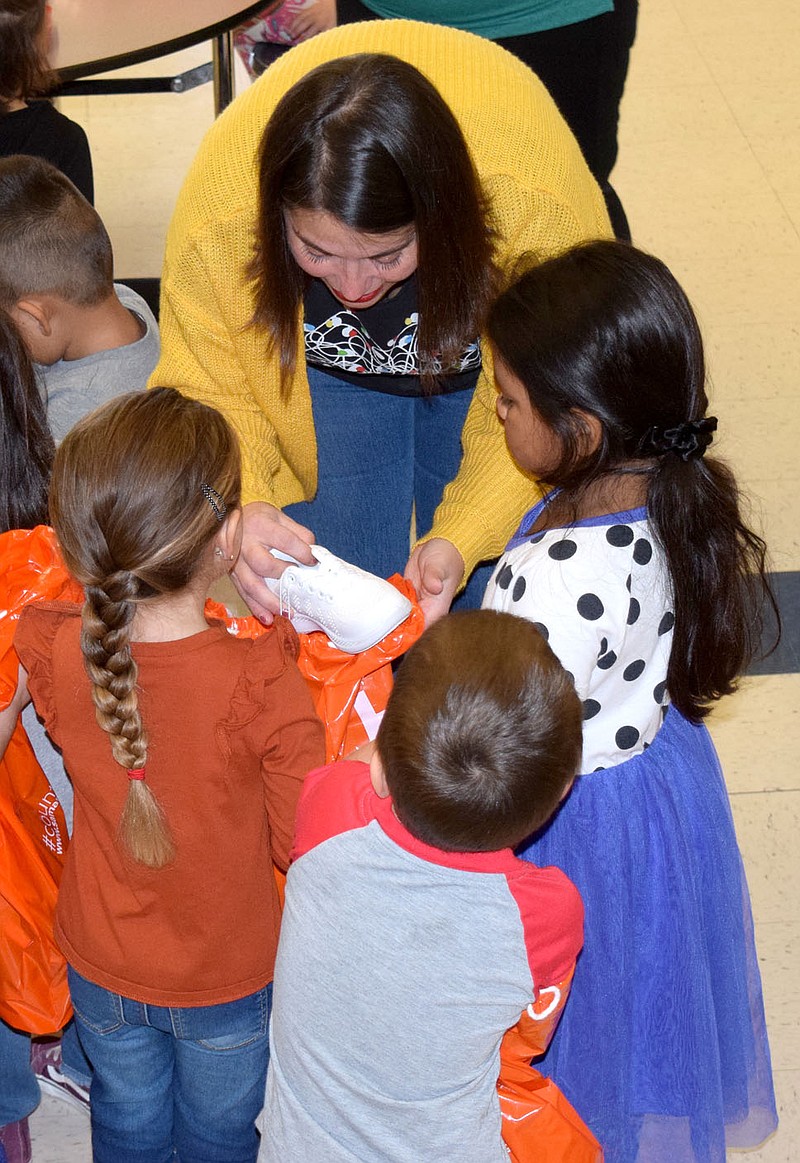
[152,20,611,576]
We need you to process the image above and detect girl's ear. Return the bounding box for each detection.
[573,408,604,457]
[215,506,243,570]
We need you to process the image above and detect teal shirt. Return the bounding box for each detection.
[354,0,613,38]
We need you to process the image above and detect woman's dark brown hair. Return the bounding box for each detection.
[0,306,53,531]
[250,53,496,393]
[0,1,53,108]
[377,610,582,852]
[50,388,241,868]
[488,240,778,721]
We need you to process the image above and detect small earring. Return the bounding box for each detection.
[214,547,224,558]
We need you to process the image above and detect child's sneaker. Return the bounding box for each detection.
[264,546,412,653]
[30,1039,90,1116]
[0,1117,31,1163]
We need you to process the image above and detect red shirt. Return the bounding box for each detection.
[16,603,325,1007]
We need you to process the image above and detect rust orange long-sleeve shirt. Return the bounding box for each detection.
[16,603,325,1007]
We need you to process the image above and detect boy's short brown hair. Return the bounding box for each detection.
[376,610,582,853]
[0,155,112,307]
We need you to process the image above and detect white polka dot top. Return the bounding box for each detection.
[483,498,675,773]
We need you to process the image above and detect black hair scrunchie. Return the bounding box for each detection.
[639,416,718,462]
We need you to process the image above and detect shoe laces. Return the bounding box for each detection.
[277,566,333,619]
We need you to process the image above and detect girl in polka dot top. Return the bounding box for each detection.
[483,241,778,1163]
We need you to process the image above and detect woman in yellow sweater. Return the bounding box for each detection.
[152,21,610,623]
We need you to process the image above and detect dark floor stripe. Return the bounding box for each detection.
[748,570,800,676]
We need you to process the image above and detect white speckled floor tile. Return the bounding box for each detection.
[738,479,800,573]
[709,676,800,796]
[728,1070,800,1162]
[728,792,800,929]
[29,1092,91,1160]
[750,923,800,1072]
[623,0,713,92]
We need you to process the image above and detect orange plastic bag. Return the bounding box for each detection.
[0,527,81,1033]
[498,1014,604,1163]
[207,576,425,762]
[294,576,424,761]
[0,741,72,1033]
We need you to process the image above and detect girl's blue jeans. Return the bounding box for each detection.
[0,1017,90,1125]
[68,966,271,1163]
[283,368,495,609]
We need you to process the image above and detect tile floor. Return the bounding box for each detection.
[28,0,800,1157]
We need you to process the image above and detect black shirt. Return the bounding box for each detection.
[0,101,94,204]
[303,274,481,396]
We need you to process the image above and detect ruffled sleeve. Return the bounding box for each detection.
[217,617,325,870]
[215,617,302,756]
[15,602,82,749]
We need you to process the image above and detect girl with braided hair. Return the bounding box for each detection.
[483,240,778,1162]
[13,387,325,1163]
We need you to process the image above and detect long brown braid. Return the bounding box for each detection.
[80,568,166,865]
[50,388,241,868]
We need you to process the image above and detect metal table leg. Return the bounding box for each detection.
[212,30,234,115]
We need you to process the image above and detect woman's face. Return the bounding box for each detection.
[284,208,418,310]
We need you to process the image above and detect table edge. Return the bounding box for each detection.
[55,0,269,82]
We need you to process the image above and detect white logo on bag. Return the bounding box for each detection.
[353,691,384,740]
[527,985,561,1021]
[39,789,64,855]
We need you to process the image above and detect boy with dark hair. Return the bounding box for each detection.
[259,609,584,1162]
[0,155,158,442]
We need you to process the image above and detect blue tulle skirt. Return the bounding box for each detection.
[519,707,777,1163]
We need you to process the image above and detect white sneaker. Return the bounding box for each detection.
[264,546,412,653]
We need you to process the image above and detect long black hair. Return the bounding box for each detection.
[0,307,53,532]
[250,53,496,393]
[487,240,777,720]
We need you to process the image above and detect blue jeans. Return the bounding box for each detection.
[68,967,271,1163]
[284,368,494,610]
[0,1020,38,1126]
[0,1017,90,1125]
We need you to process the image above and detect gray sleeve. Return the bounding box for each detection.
[21,702,73,833]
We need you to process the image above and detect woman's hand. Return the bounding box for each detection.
[405,539,465,627]
[289,0,336,42]
[232,501,316,622]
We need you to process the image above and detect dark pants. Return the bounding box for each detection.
[335,0,638,240]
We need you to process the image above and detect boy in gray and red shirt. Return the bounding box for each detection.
[259,610,585,1163]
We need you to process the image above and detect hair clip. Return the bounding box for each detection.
[639,417,717,462]
[201,484,227,521]
[128,767,146,781]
